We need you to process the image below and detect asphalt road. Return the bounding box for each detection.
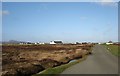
[61,44,118,74]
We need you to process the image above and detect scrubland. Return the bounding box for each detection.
[2,44,93,76]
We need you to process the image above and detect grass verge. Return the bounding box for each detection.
[103,44,120,56]
[32,56,87,76]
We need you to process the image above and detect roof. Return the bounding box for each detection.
[54,41,62,43]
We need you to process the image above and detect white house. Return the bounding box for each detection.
[106,42,113,45]
[39,42,45,44]
[106,41,113,45]
[50,41,63,44]
[34,42,45,44]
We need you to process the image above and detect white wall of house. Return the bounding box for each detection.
[34,43,38,44]
[39,42,45,44]
[50,41,56,44]
[106,43,113,45]
[35,42,45,44]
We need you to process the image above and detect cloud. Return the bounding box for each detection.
[100,2,117,7]
[95,0,118,7]
[100,0,114,2]
[0,10,9,16]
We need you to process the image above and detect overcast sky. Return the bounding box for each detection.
[2,2,118,43]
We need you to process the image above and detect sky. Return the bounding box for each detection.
[2,2,118,43]
[1,0,119,2]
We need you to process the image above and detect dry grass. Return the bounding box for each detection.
[2,44,93,76]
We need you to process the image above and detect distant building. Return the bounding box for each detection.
[19,42,32,44]
[82,42,87,44]
[34,42,45,44]
[113,42,120,45]
[19,42,27,44]
[106,41,113,45]
[50,41,63,44]
[75,42,81,44]
[39,42,45,44]
[98,43,105,45]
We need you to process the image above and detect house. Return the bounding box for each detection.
[75,42,82,44]
[19,41,32,45]
[34,42,45,45]
[39,42,45,44]
[82,42,87,44]
[106,41,113,45]
[50,41,63,44]
[113,42,120,45]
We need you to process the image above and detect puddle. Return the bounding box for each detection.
[69,60,77,63]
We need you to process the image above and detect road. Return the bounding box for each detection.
[61,44,118,74]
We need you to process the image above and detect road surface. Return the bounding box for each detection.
[61,44,118,74]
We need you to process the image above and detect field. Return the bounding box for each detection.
[2,44,93,76]
[104,44,120,56]
[33,55,87,76]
